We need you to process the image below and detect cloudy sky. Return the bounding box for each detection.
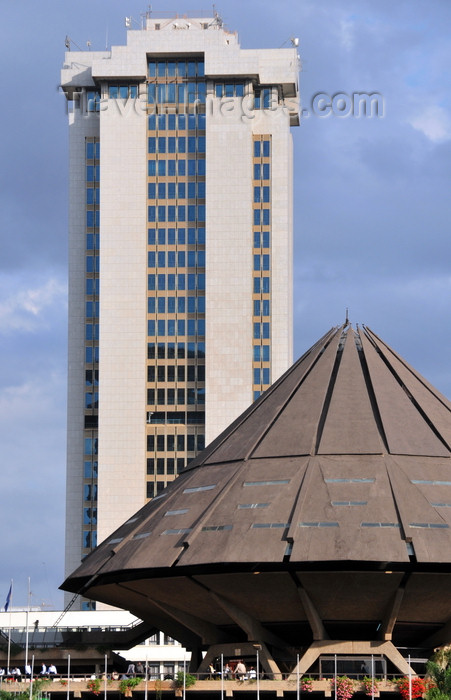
[1,0,450,610]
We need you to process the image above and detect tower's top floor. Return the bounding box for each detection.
[61,15,300,120]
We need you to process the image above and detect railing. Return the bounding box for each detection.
[0,671,408,683]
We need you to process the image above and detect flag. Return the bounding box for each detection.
[4,583,12,612]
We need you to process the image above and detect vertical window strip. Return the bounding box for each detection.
[252,135,272,401]
[84,136,100,553]
[146,58,206,496]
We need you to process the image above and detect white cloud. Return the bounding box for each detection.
[0,277,67,334]
[409,105,451,142]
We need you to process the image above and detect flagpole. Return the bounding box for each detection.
[25,578,31,670]
[104,654,108,700]
[67,654,71,700]
[29,655,34,700]
[6,580,13,673]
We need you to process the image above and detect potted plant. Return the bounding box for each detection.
[332,676,355,700]
[87,678,101,695]
[300,676,314,692]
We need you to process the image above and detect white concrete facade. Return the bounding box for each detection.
[62,15,299,607]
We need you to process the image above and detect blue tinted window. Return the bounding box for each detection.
[254,141,261,157]
[148,183,156,199]
[188,274,196,290]
[167,84,176,103]
[158,160,166,175]
[148,228,156,245]
[148,84,156,103]
[148,160,156,176]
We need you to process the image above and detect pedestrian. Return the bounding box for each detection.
[235,660,246,681]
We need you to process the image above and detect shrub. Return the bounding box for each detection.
[396,676,430,700]
[175,671,196,689]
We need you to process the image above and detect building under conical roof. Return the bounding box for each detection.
[62,324,451,676]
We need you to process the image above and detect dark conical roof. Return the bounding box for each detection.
[62,324,451,653]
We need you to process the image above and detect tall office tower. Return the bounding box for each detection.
[61,13,299,607]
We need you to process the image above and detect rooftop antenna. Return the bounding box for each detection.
[65,36,83,51]
[279,36,300,48]
[345,308,350,326]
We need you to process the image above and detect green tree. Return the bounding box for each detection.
[426,649,451,700]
